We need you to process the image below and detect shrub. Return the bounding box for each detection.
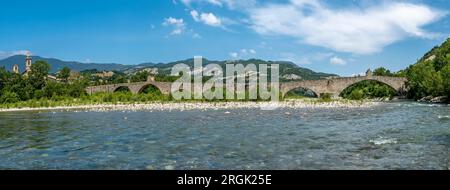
[348,90,364,100]
[319,93,333,101]
[0,91,20,103]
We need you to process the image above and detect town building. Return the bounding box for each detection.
[93,71,115,78]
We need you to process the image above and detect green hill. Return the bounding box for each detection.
[0,55,130,73]
[0,56,337,81]
[139,58,337,81]
[404,38,450,101]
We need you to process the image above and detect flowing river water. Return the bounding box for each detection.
[0,101,448,170]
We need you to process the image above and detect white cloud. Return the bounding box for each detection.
[190,10,200,22]
[229,52,239,58]
[163,17,186,35]
[200,12,222,27]
[163,17,184,26]
[249,1,444,54]
[280,52,311,65]
[229,48,256,59]
[279,52,334,65]
[221,0,257,9]
[330,56,347,65]
[190,10,223,27]
[207,0,222,6]
[0,50,31,59]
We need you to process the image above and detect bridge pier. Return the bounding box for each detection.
[128,85,144,94]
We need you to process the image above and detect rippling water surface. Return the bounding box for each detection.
[0,101,449,170]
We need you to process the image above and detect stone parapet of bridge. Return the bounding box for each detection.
[85,76,408,98]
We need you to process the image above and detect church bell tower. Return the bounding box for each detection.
[25,52,32,72]
[13,64,19,74]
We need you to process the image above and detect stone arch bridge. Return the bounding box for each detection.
[280,76,407,97]
[86,76,408,97]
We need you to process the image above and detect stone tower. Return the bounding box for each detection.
[13,64,19,74]
[25,52,32,72]
[366,69,373,77]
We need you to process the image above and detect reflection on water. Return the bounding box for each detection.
[0,102,449,170]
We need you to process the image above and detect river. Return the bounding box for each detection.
[0,101,448,170]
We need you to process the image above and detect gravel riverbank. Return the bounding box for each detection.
[0,99,379,112]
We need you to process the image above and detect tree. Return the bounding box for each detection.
[131,71,150,82]
[340,80,396,100]
[110,72,127,84]
[348,89,364,100]
[43,81,63,98]
[440,64,450,95]
[29,60,51,90]
[403,38,450,99]
[0,67,11,91]
[66,81,86,98]
[373,67,392,76]
[406,61,444,99]
[57,66,71,82]
[0,91,20,103]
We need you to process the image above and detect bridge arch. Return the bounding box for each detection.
[338,79,398,98]
[113,86,132,93]
[284,87,319,98]
[280,80,329,98]
[138,83,163,95]
[334,77,407,97]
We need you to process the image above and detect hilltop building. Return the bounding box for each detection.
[93,71,115,78]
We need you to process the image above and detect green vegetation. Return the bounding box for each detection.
[318,93,333,102]
[130,70,150,82]
[0,89,172,109]
[373,67,394,77]
[372,67,406,77]
[284,88,318,99]
[338,66,405,100]
[341,80,397,100]
[57,66,71,82]
[405,38,450,100]
[0,61,87,106]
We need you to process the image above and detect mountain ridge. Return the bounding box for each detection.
[0,55,338,80]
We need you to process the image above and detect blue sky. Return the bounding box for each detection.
[0,0,449,76]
